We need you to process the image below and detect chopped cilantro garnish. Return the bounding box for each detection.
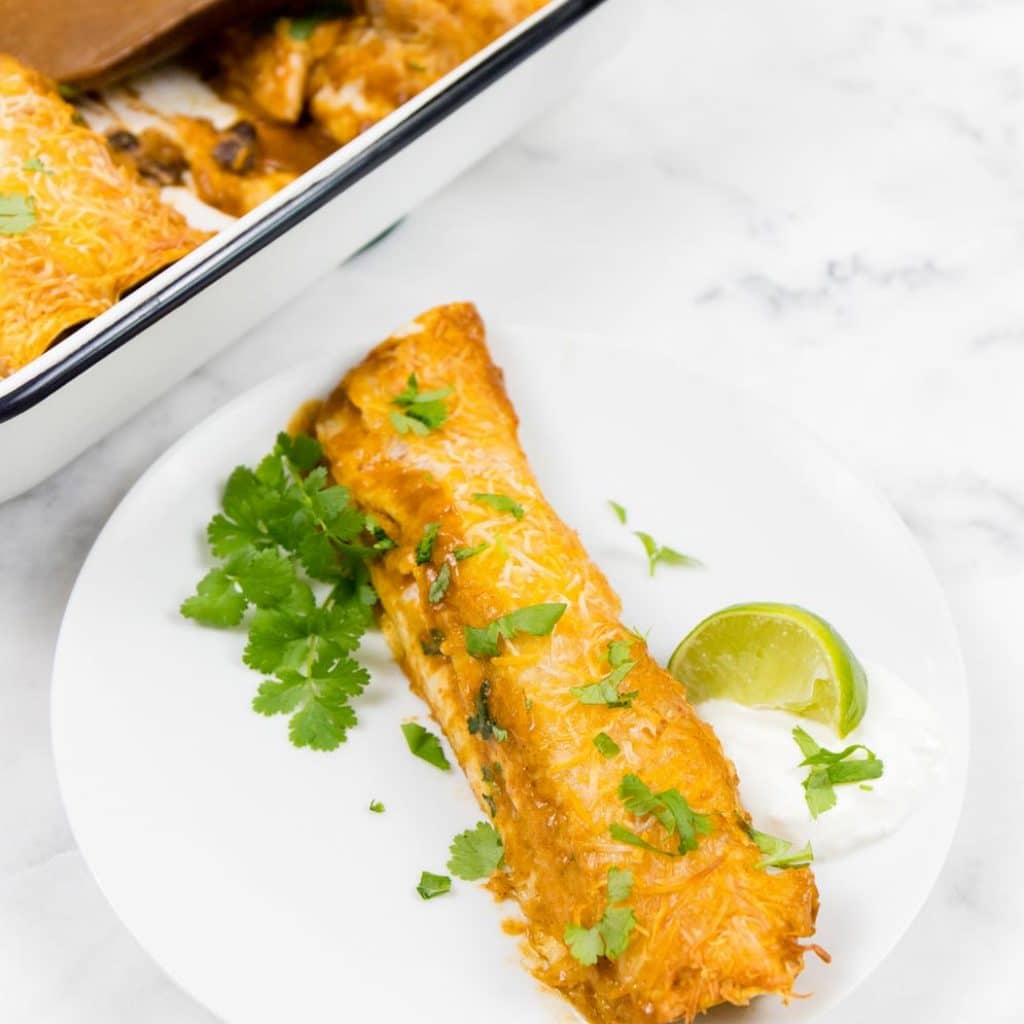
[420,629,445,656]
[369,799,385,813]
[564,867,637,965]
[428,561,451,605]
[401,722,451,771]
[181,433,381,751]
[407,60,427,72]
[571,640,639,707]
[464,602,566,658]
[415,522,440,564]
[609,500,628,524]
[607,639,634,666]
[616,774,712,855]
[606,866,633,903]
[609,823,671,855]
[390,374,453,435]
[467,680,508,742]
[0,193,36,235]
[482,762,502,817]
[57,82,81,101]
[593,732,620,758]
[747,827,813,870]
[416,871,451,899]
[793,726,883,818]
[23,157,53,175]
[448,821,504,880]
[633,531,702,576]
[454,541,489,561]
[563,921,604,966]
[472,493,524,519]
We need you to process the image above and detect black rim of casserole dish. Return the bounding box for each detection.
[0,0,607,423]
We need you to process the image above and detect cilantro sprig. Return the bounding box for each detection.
[389,374,453,435]
[464,602,566,658]
[612,774,712,856]
[181,433,383,751]
[564,867,637,965]
[793,727,884,818]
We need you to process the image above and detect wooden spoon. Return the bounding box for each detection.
[0,0,309,87]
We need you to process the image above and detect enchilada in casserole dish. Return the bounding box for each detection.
[0,0,548,378]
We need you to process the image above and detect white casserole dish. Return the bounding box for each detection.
[0,0,630,503]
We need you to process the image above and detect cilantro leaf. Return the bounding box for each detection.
[609,823,671,855]
[658,787,712,853]
[803,767,837,818]
[464,602,567,658]
[180,569,247,627]
[416,523,440,564]
[369,799,385,813]
[793,727,884,818]
[467,680,508,742]
[607,639,634,667]
[618,774,674,830]
[606,866,633,903]
[389,411,430,436]
[464,621,501,658]
[428,561,451,605]
[0,193,36,235]
[23,157,53,175]
[229,548,296,607]
[275,431,323,472]
[609,500,628,524]
[599,906,637,960]
[416,871,451,900]
[448,821,504,880]
[564,922,603,966]
[593,732,620,758]
[502,603,566,636]
[253,658,370,751]
[634,531,702,576]
[454,542,489,561]
[570,660,638,707]
[564,867,637,965]
[616,774,711,855]
[401,722,451,771]
[472,493,524,519]
[390,374,453,433]
[748,827,814,870]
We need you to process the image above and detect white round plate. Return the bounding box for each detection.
[53,323,968,1024]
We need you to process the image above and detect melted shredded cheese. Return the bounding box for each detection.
[0,56,207,378]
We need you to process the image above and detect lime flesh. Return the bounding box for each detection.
[667,603,868,738]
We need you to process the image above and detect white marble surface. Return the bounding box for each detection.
[2,0,1022,1019]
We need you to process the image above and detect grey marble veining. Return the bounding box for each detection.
[2,0,1022,1019]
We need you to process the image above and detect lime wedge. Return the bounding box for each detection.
[667,603,868,737]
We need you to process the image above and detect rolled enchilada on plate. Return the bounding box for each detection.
[315,303,820,1024]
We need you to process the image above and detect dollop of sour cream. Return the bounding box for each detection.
[696,663,943,860]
